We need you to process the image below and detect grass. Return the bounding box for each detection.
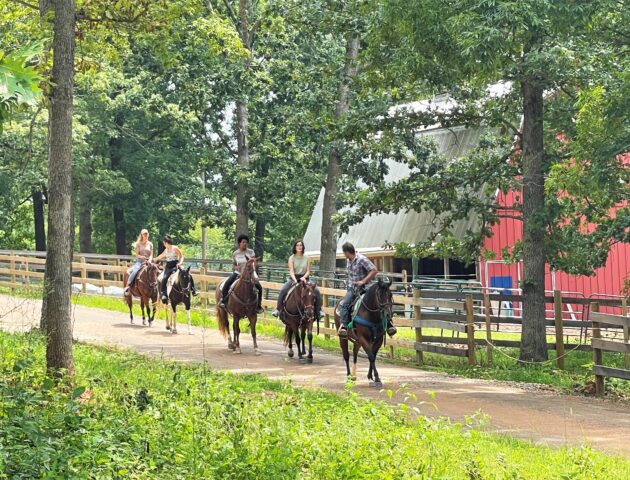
[3,286,630,396]
[1,330,630,479]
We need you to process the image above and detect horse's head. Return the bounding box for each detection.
[298,280,317,319]
[178,265,193,292]
[363,277,393,322]
[241,256,259,283]
[146,261,160,279]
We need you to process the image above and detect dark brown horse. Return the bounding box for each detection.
[123,262,160,326]
[281,281,319,363]
[334,278,393,387]
[215,257,260,355]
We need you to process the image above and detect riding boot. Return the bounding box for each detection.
[161,289,168,305]
[338,313,350,338]
[256,299,264,314]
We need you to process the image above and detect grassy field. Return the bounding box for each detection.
[3,287,630,396]
[1,330,630,479]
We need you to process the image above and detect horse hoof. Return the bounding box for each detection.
[142,320,147,326]
[228,343,235,351]
[254,348,261,356]
[172,329,178,334]
[369,381,383,388]
[288,350,294,358]
[306,357,313,364]
[166,326,171,331]
[299,357,307,364]
[233,347,242,354]
[130,319,134,324]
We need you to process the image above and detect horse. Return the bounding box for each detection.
[281,280,319,363]
[215,257,260,355]
[163,266,194,335]
[334,278,393,387]
[123,262,160,326]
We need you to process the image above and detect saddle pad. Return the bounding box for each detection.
[166,270,179,296]
[352,294,365,318]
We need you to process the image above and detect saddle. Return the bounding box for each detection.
[158,270,179,297]
[220,277,258,308]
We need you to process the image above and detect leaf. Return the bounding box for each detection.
[72,386,87,400]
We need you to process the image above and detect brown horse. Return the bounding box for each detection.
[281,281,319,363]
[334,278,393,387]
[123,262,160,326]
[215,257,260,355]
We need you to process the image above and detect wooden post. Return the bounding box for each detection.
[553,290,565,370]
[591,302,604,395]
[465,294,476,366]
[25,259,30,287]
[100,269,105,295]
[413,289,423,365]
[10,252,16,292]
[622,297,629,370]
[200,267,207,310]
[483,292,493,365]
[322,279,330,339]
[81,257,87,294]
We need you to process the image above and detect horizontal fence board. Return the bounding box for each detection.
[419,298,465,311]
[413,342,469,357]
[414,319,467,333]
[592,338,630,354]
[420,335,591,351]
[590,312,630,329]
[593,365,630,381]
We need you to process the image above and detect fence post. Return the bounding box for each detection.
[25,259,30,288]
[413,289,423,365]
[622,297,629,370]
[322,279,330,339]
[200,267,207,310]
[553,290,565,370]
[100,269,105,295]
[10,251,16,292]
[81,257,87,294]
[483,291,493,365]
[465,294,476,366]
[591,302,604,395]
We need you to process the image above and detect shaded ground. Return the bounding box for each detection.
[1,294,629,457]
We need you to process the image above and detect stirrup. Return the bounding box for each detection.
[338,325,348,338]
[387,326,397,337]
[271,309,279,317]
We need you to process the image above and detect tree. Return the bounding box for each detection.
[40,0,76,374]
[341,0,624,362]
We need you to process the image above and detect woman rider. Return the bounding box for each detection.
[124,228,153,294]
[153,235,197,303]
[218,234,264,313]
[272,240,321,319]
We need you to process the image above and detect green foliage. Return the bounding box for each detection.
[0,42,42,128]
[2,330,630,479]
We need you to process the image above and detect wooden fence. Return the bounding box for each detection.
[2,253,629,373]
[590,302,630,394]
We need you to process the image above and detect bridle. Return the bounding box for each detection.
[359,284,393,320]
[283,281,315,324]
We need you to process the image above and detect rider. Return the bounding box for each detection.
[218,234,264,314]
[337,242,397,338]
[124,228,153,294]
[272,239,322,319]
[153,235,197,304]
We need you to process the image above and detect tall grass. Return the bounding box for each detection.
[1,330,629,479]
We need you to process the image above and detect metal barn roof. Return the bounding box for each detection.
[303,126,484,257]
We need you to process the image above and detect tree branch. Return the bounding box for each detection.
[222,0,238,26]
[11,0,39,10]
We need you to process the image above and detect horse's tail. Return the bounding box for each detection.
[217,305,229,338]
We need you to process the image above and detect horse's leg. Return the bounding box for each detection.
[250,315,260,356]
[185,297,192,335]
[370,336,384,387]
[306,321,314,363]
[299,325,307,361]
[140,297,147,326]
[233,317,241,354]
[126,292,134,324]
[286,325,294,358]
[341,338,352,379]
[352,341,360,380]
[149,295,156,325]
[171,305,178,334]
[165,304,171,330]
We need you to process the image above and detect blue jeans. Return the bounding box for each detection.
[338,288,355,326]
[128,260,144,286]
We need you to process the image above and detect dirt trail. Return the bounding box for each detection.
[1,294,629,457]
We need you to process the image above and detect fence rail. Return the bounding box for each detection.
[2,253,629,374]
[590,303,630,394]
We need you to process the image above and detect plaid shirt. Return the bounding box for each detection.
[346,253,376,288]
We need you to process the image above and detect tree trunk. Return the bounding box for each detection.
[41,0,76,374]
[32,188,46,251]
[79,178,92,253]
[520,78,548,362]
[319,36,360,273]
[234,0,251,240]
[254,215,266,260]
[110,113,127,254]
[235,100,250,240]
